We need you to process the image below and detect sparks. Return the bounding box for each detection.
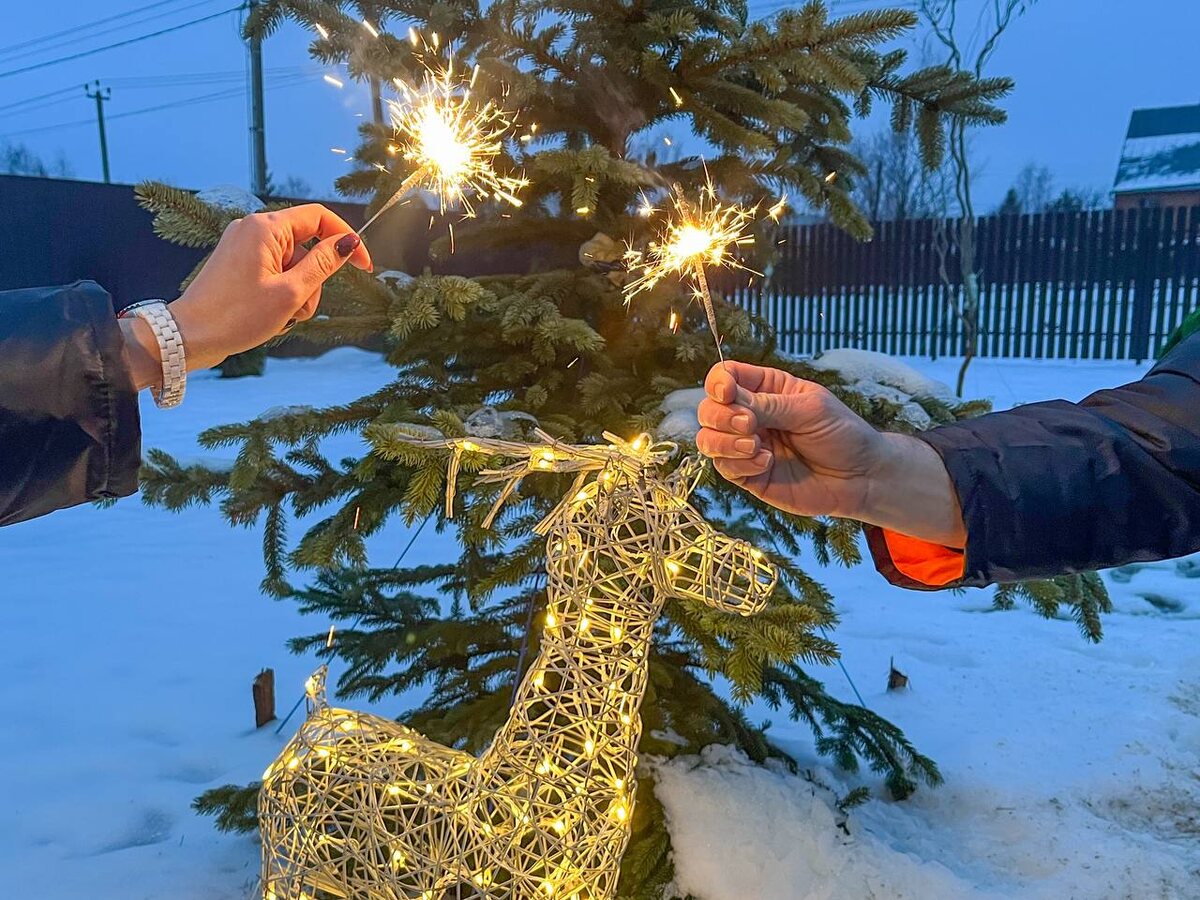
[314,23,330,40]
[623,179,760,361]
[359,44,528,235]
[767,193,789,222]
[668,87,684,107]
[323,74,345,89]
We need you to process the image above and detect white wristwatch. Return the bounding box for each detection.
[118,300,187,408]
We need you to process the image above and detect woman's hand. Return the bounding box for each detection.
[696,361,966,547]
[121,204,372,379]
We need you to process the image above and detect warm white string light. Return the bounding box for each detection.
[259,430,777,899]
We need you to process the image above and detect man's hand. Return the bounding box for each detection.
[140,204,373,373]
[696,361,967,547]
[696,361,886,519]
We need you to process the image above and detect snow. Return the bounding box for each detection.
[195,185,266,214]
[4,348,1199,899]
[809,348,958,406]
[657,387,706,440]
[813,349,957,428]
[1114,131,1200,193]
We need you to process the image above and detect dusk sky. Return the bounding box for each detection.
[1,1,1196,210]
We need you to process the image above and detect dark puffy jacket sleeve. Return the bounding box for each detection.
[0,282,142,526]
[867,331,1200,588]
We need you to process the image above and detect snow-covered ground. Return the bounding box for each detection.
[2,350,1198,899]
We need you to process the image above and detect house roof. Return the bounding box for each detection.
[1114,103,1200,194]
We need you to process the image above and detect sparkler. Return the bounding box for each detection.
[623,180,759,364]
[356,50,528,236]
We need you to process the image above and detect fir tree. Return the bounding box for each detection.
[137,1,1108,893]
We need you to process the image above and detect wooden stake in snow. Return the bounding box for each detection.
[887,657,909,692]
[253,668,276,728]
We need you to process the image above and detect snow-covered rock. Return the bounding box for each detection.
[846,380,934,429]
[169,455,236,474]
[463,407,539,439]
[376,270,416,290]
[255,404,315,422]
[810,348,956,405]
[809,348,959,429]
[656,387,705,441]
[196,184,265,214]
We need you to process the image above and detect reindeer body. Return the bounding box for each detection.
[260,434,776,900]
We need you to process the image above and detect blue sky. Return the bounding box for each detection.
[0,1,1196,208]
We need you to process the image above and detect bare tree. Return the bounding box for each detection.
[2,141,73,178]
[920,0,1037,395]
[851,129,954,221]
[1013,162,1055,212]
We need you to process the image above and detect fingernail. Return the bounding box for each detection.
[732,414,752,434]
[335,233,361,257]
[735,438,758,455]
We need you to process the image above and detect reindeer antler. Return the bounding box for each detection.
[388,426,679,527]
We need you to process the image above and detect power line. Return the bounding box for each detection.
[0,5,247,82]
[0,75,320,139]
[0,0,228,65]
[0,91,86,120]
[0,0,201,58]
[0,67,318,121]
[0,67,316,121]
[0,85,79,113]
[108,65,318,88]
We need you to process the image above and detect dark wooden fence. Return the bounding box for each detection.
[736,205,1200,362]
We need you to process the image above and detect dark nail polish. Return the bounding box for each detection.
[336,233,361,257]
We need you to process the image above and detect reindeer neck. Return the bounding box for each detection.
[479,503,665,792]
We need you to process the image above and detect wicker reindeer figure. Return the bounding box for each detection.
[260,431,777,900]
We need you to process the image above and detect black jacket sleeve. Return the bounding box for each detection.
[0,281,142,526]
[868,331,1200,588]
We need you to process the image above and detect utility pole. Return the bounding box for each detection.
[247,0,268,195]
[370,77,385,126]
[85,81,112,183]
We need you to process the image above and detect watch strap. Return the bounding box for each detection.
[118,300,187,408]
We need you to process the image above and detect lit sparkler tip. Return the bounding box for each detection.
[360,48,527,234]
[623,179,762,358]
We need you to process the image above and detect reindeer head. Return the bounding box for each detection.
[398,428,778,619]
